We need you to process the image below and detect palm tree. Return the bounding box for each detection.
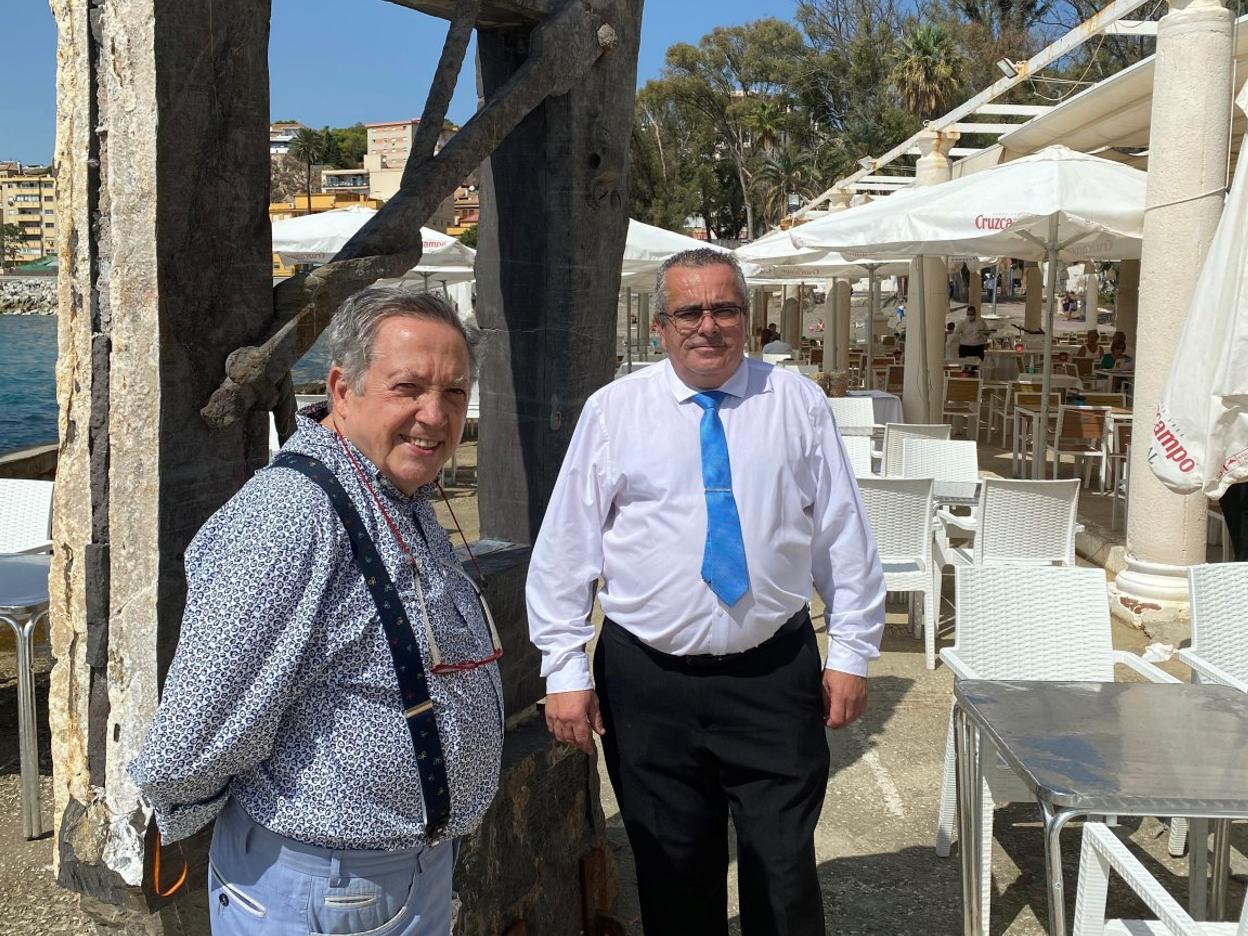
[888,24,967,123]
[753,145,815,225]
[287,127,327,215]
[745,98,792,155]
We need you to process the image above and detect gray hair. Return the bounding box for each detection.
[653,248,749,318]
[325,286,481,392]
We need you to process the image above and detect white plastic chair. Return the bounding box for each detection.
[840,435,876,478]
[882,423,951,477]
[1073,822,1248,936]
[900,438,980,505]
[941,376,981,438]
[1045,404,1111,488]
[1178,563,1248,693]
[0,479,54,554]
[934,565,1179,926]
[856,478,936,663]
[827,396,877,437]
[935,477,1080,571]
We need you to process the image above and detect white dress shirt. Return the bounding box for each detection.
[526,358,886,694]
[952,317,992,347]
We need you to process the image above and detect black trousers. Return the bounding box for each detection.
[958,343,986,360]
[595,615,830,936]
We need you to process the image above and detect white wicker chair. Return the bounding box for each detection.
[856,478,936,663]
[828,396,877,437]
[882,423,951,477]
[1172,564,1248,861]
[1177,563,1248,693]
[0,479,54,555]
[900,438,980,506]
[840,435,876,478]
[1073,822,1248,936]
[934,566,1179,925]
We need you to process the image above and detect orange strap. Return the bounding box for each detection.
[152,831,188,898]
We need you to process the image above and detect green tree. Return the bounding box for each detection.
[329,123,368,168]
[754,145,817,226]
[888,23,967,122]
[458,224,478,249]
[0,222,26,271]
[661,18,810,238]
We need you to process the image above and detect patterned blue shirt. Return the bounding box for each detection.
[128,405,504,850]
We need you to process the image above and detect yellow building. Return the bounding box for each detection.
[0,164,58,265]
[269,191,384,277]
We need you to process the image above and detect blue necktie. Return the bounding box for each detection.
[690,392,749,606]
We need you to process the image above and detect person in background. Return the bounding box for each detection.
[1101,330,1133,369]
[952,305,992,360]
[527,248,885,936]
[130,288,502,936]
[1220,482,1248,561]
[761,321,780,346]
[1076,329,1101,358]
[944,321,960,361]
[762,333,794,354]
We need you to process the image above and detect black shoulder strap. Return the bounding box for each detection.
[270,452,451,836]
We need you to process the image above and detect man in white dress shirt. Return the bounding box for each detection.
[952,305,992,360]
[526,249,885,935]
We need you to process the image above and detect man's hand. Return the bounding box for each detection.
[544,690,605,755]
[822,670,868,729]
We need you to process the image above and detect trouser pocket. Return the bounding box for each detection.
[208,860,269,934]
[307,861,421,936]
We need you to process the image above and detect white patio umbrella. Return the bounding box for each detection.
[1151,87,1248,498]
[792,145,1147,476]
[273,205,477,286]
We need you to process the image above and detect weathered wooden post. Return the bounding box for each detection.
[48,0,643,932]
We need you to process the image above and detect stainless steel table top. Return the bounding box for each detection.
[0,554,51,612]
[955,680,1248,814]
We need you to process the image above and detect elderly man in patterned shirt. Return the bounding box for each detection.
[129,288,503,936]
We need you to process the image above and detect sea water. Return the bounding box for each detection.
[0,315,331,457]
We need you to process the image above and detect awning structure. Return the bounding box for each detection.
[951,13,1248,179]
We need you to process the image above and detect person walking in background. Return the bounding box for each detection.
[527,249,885,936]
[130,288,503,936]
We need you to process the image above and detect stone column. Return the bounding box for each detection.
[968,266,983,310]
[49,0,272,928]
[1116,258,1140,345]
[1083,262,1099,321]
[1109,0,1234,638]
[834,279,852,371]
[780,289,800,348]
[903,129,959,423]
[1024,262,1044,331]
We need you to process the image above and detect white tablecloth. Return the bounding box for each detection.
[849,389,903,426]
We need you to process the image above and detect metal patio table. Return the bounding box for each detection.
[953,679,1248,936]
[0,553,52,839]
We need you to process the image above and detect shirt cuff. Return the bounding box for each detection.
[823,639,871,677]
[544,651,593,694]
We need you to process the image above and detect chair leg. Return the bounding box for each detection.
[1169,817,1189,857]
[5,612,43,840]
[935,711,958,857]
[924,583,937,670]
[1072,827,1112,936]
[979,781,995,928]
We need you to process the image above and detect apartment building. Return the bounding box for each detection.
[0,163,58,264]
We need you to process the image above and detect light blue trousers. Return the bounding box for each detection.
[207,798,457,936]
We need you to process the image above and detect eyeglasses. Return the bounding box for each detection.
[410,557,504,675]
[660,305,745,333]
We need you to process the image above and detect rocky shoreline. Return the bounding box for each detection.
[0,279,56,315]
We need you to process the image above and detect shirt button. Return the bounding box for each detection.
[219,893,229,908]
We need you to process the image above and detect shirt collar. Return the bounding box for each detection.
[662,356,753,403]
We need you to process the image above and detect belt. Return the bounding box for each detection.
[606,606,811,670]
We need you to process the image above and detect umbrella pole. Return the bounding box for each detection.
[1033,217,1060,480]
[991,263,1000,318]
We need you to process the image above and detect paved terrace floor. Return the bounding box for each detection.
[1,439,1242,933]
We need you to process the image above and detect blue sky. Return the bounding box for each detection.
[2,0,798,165]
